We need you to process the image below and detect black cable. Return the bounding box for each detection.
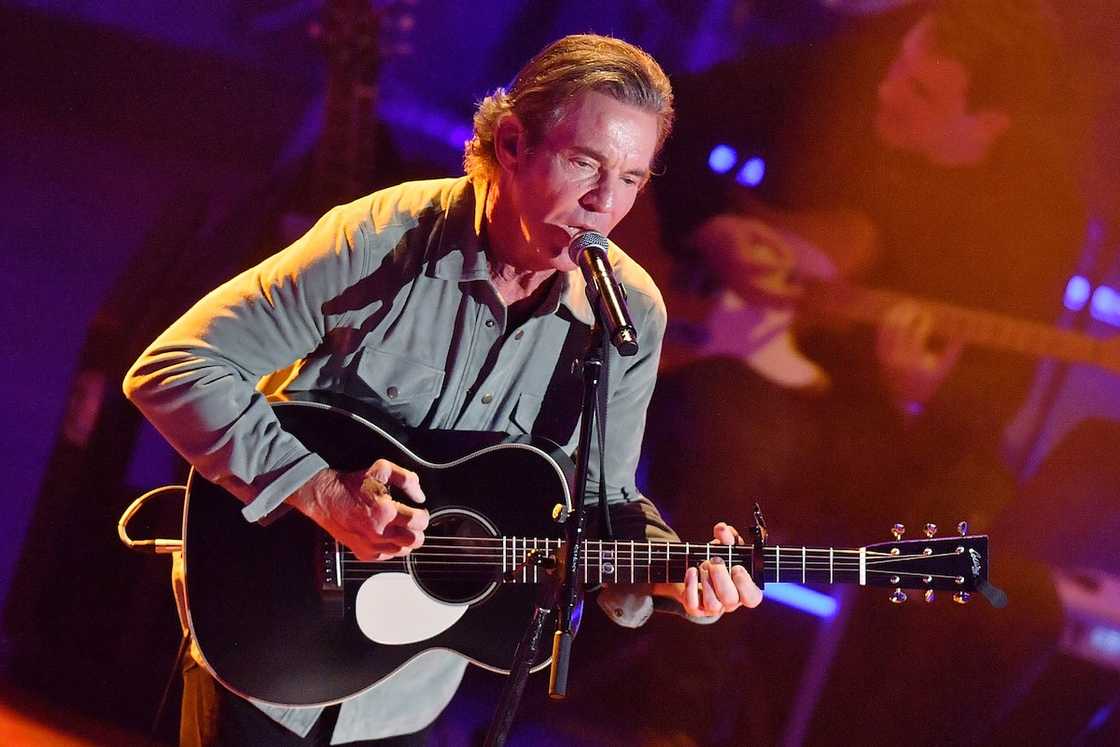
[149,632,189,746]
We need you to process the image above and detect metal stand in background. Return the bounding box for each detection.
[483,328,610,746]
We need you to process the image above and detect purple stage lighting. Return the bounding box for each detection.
[1090,285,1120,327]
[708,144,738,174]
[765,583,838,619]
[735,156,766,187]
[1064,275,1092,311]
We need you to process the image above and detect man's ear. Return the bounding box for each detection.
[494,114,525,173]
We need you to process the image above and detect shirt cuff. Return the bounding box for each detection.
[652,595,723,625]
[597,585,654,628]
[597,586,724,627]
[239,451,330,523]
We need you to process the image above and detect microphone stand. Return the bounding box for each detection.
[484,323,612,745]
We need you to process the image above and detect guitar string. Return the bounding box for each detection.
[338,538,946,555]
[338,547,929,564]
[338,573,962,581]
[338,554,942,568]
[337,541,897,557]
[337,555,964,579]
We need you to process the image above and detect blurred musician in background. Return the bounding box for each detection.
[623,1,1082,742]
[646,0,1086,545]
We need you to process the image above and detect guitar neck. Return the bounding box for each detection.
[340,534,987,593]
[804,282,1110,370]
[498,538,865,587]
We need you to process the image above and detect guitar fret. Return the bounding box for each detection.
[647,542,652,583]
[830,547,833,584]
[335,540,343,588]
[533,537,538,584]
[521,538,527,583]
[664,540,670,583]
[859,547,867,586]
[775,546,780,583]
[630,540,635,583]
[802,546,806,583]
[598,540,603,586]
[614,540,620,583]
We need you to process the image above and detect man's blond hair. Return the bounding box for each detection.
[463,34,674,182]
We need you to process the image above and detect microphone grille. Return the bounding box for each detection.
[568,230,609,261]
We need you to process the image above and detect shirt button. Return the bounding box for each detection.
[485,319,496,328]
[514,329,524,340]
[481,393,493,404]
[386,386,399,400]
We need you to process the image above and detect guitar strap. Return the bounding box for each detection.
[533,314,617,540]
[531,313,590,449]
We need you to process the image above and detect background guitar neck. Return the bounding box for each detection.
[804,281,1115,371]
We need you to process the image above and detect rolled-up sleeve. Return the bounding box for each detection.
[122,202,375,521]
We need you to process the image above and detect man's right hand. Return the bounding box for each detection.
[287,460,429,561]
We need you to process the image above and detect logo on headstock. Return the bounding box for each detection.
[969,548,982,577]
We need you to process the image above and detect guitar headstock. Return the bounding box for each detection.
[863,524,989,604]
[313,1,418,84]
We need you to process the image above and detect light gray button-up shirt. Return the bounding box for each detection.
[125,176,685,742]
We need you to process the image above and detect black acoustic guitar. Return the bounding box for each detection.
[182,393,994,707]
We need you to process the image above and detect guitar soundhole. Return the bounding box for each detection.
[409,508,498,606]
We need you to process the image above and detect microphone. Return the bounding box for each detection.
[568,231,639,357]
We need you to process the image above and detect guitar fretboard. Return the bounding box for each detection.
[336,538,940,588]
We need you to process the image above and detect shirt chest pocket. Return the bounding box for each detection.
[352,348,445,426]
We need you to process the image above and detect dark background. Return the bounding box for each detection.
[2,0,1118,743]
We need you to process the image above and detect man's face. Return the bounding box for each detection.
[873,17,988,162]
[500,90,659,272]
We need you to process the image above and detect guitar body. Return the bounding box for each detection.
[182,393,574,707]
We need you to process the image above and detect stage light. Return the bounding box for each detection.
[379,99,472,150]
[707,144,738,174]
[735,156,766,187]
[1090,285,1120,327]
[1089,625,1120,659]
[765,583,838,619]
[1063,275,1091,311]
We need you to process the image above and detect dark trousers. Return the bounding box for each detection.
[181,655,431,747]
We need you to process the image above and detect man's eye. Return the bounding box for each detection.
[573,159,596,170]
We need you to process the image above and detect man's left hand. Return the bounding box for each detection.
[653,522,763,617]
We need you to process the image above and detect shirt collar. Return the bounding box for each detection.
[427,176,596,326]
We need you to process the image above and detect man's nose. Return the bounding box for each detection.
[580,179,616,214]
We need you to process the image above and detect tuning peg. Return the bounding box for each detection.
[889,588,908,604]
[957,521,968,537]
[953,591,971,605]
[924,589,936,603]
[924,523,938,537]
[891,523,905,540]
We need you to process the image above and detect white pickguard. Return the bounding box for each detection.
[354,573,468,645]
